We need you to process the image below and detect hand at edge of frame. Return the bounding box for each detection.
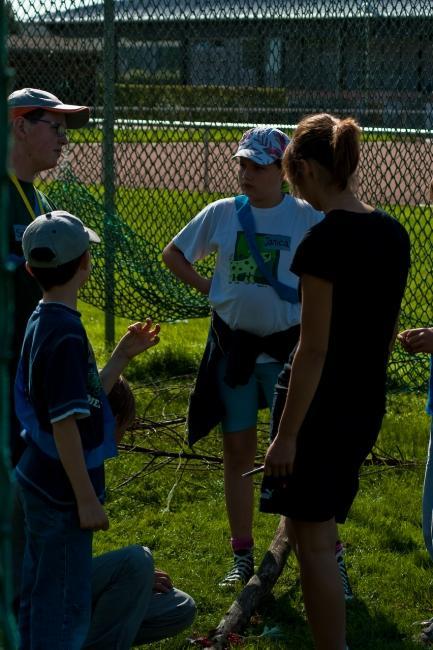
[398,327,433,354]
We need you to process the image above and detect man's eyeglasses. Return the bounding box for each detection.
[26,118,68,138]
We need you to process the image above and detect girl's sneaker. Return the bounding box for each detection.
[218,549,254,587]
[420,619,433,644]
[335,545,354,601]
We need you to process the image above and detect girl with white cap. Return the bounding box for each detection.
[163,126,322,586]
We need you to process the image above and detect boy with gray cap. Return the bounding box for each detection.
[15,210,160,649]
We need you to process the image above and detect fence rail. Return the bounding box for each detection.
[90,117,433,137]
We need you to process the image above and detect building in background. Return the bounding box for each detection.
[6,1,433,128]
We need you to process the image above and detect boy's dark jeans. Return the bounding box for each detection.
[17,484,93,650]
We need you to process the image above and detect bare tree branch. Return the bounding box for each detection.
[209,517,291,649]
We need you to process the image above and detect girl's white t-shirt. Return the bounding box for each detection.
[173,195,323,338]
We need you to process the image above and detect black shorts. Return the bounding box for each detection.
[260,364,384,523]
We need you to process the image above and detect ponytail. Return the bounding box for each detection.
[331,118,361,189]
[285,113,361,191]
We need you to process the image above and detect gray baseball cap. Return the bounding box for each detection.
[23,211,100,268]
[8,88,90,128]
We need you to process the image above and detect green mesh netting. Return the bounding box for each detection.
[48,166,213,321]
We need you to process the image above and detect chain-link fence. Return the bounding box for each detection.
[6,0,433,388]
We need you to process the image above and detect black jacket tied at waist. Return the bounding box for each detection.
[187,311,300,447]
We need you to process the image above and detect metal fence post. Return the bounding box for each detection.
[103,0,116,348]
[0,2,18,647]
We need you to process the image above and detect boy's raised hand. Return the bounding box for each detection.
[398,327,433,354]
[101,319,161,395]
[117,318,161,361]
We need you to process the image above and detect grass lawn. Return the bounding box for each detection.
[67,125,429,145]
[80,301,433,650]
[67,125,246,144]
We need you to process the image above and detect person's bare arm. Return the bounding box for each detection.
[162,242,211,295]
[53,415,109,530]
[264,274,333,477]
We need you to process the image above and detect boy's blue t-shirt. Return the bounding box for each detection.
[15,302,117,509]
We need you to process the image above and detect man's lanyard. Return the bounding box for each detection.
[9,173,44,220]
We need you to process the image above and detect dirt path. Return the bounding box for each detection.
[45,139,433,206]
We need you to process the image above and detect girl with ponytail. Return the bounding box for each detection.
[260,113,410,649]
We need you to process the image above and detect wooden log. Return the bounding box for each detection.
[209,516,291,649]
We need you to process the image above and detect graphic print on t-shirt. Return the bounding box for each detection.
[229,231,291,284]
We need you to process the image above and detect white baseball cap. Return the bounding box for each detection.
[233,126,290,165]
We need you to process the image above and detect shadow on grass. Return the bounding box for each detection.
[255,591,308,646]
[126,347,199,382]
[242,594,424,649]
[347,598,423,649]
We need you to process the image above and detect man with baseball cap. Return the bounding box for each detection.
[7,89,91,628]
[7,88,90,466]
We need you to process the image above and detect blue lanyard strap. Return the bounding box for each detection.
[234,194,299,304]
